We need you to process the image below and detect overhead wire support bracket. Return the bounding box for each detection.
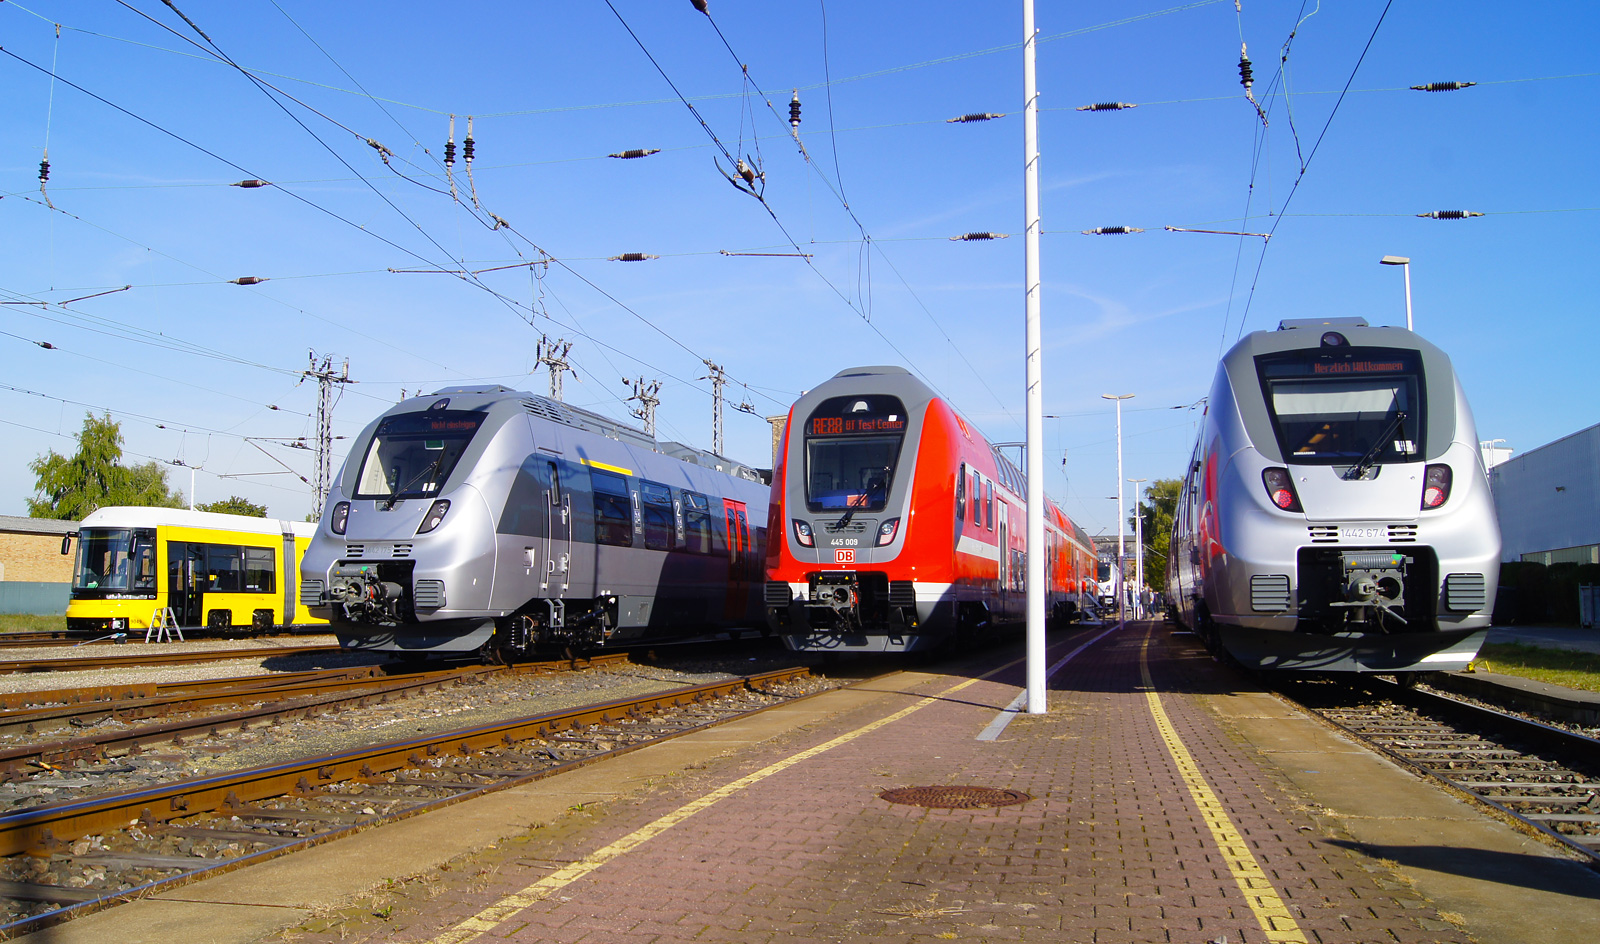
[1165,225,1270,239]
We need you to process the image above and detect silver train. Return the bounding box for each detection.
[300,386,769,658]
[1166,318,1500,672]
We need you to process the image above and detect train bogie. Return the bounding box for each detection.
[1167,318,1499,673]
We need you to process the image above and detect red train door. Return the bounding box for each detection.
[724,500,751,619]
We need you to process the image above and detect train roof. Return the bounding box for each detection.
[423,387,763,483]
[78,506,316,537]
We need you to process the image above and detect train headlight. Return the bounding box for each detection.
[876,517,901,546]
[1261,468,1303,513]
[330,501,350,535]
[417,499,451,534]
[793,520,814,547]
[1422,464,1452,509]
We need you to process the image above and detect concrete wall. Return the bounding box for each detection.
[1490,422,1600,562]
[0,515,78,614]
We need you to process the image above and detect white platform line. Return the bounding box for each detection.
[976,624,1120,741]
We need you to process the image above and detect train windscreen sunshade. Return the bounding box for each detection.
[803,394,907,511]
[1257,350,1424,464]
[354,410,485,500]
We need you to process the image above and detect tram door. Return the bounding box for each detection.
[166,542,207,627]
[723,500,752,619]
[997,503,1010,613]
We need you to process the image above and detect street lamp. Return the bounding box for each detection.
[1128,477,1146,618]
[1380,255,1412,331]
[1102,394,1134,631]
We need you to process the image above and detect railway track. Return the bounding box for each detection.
[0,629,310,650]
[1283,676,1600,866]
[0,663,818,935]
[0,653,631,765]
[0,644,345,675]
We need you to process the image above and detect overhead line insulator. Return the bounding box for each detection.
[608,253,660,262]
[950,232,1011,241]
[1416,210,1484,219]
[1081,226,1144,235]
[1411,81,1476,92]
[789,90,802,132]
[947,113,1006,123]
[35,341,55,350]
[230,277,269,285]
[231,179,271,188]
[609,149,662,159]
[1076,102,1138,112]
[691,0,709,13]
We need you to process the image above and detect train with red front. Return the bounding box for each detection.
[764,366,1096,652]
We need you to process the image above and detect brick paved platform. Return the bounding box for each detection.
[34,621,1600,944]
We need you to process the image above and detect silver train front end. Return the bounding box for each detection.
[1168,318,1500,673]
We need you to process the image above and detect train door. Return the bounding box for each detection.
[166,542,206,627]
[997,502,1009,614]
[723,499,752,619]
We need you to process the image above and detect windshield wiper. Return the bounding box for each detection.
[834,473,890,529]
[383,455,444,509]
[1345,411,1406,481]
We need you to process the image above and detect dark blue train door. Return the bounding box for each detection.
[724,499,752,619]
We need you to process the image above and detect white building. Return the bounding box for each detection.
[1489,422,1600,565]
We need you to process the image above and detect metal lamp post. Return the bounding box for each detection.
[1101,394,1134,631]
[1380,255,1412,331]
[1128,477,1146,618]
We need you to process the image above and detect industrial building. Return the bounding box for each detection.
[1489,421,1600,565]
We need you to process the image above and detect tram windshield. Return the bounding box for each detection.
[354,410,485,501]
[1258,350,1423,465]
[73,528,157,596]
[803,395,908,512]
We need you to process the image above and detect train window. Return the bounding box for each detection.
[971,470,982,522]
[548,461,562,506]
[206,545,244,592]
[244,548,276,593]
[1257,350,1424,465]
[802,395,906,512]
[985,480,994,530]
[640,481,676,551]
[955,463,967,521]
[682,490,713,554]
[591,471,634,547]
[353,410,485,500]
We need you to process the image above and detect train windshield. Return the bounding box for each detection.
[73,527,157,596]
[354,410,485,500]
[803,395,908,512]
[1258,350,1423,465]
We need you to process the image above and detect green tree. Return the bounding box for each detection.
[27,413,184,519]
[196,495,269,518]
[1131,478,1181,587]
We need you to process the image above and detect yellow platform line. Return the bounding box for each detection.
[1140,633,1308,943]
[424,660,1019,944]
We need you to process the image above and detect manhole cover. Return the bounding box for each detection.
[878,786,1031,809]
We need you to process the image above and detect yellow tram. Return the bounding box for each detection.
[63,507,327,633]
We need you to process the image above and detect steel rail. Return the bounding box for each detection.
[0,652,634,762]
[0,629,310,650]
[0,666,811,858]
[0,644,344,675]
[1287,676,1600,868]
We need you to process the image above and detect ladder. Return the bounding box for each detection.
[146,607,185,643]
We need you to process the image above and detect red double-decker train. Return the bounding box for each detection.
[764,366,1096,652]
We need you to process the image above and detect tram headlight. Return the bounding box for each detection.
[1261,468,1303,513]
[793,519,814,547]
[330,501,350,535]
[417,499,451,534]
[876,517,901,546]
[1422,464,1452,509]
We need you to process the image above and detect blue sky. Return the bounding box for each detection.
[2,1,1595,538]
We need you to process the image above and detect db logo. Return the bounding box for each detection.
[835,549,855,564]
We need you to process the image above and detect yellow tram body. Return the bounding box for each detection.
[63,507,326,633]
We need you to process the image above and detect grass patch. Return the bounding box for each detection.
[1473,642,1600,693]
[0,614,67,633]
